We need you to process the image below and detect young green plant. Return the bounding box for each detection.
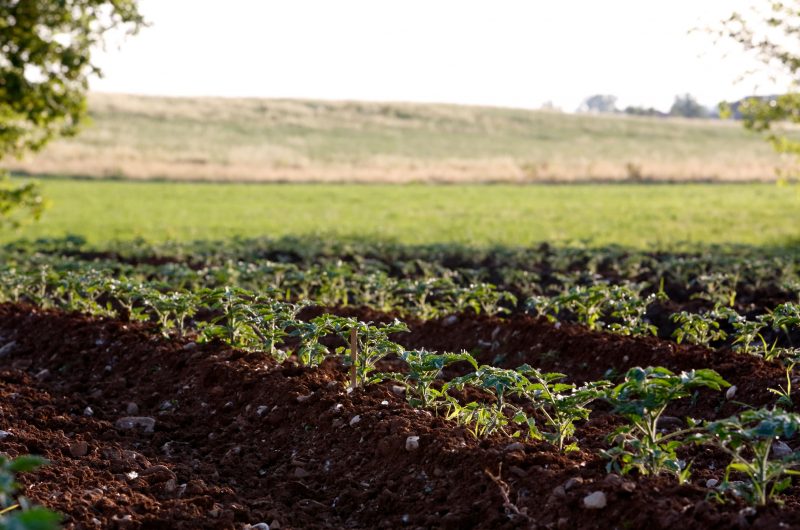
[602,366,729,481]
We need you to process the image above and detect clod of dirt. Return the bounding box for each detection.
[140,465,176,482]
[68,441,89,458]
[583,491,607,509]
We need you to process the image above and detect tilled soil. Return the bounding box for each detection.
[1,303,799,529]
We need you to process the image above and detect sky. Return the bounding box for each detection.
[90,0,787,112]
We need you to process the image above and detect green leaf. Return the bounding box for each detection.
[8,456,48,473]
[5,507,61,530]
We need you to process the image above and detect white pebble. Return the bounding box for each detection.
[726,386,737,400]
[582,491,607,509]
[349,415,361,426]
[405,436,420,451]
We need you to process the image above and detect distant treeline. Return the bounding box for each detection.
[576,93,778,120]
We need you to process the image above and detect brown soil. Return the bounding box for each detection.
[1,303,799,529]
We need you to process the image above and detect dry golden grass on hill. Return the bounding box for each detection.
[6,93,790,182]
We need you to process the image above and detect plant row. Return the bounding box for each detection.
[2,269,800,507]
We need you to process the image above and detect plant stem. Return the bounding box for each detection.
[350,327,358,389]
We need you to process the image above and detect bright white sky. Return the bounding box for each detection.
[90,0,786,112]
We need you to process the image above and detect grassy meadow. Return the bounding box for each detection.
[4,93,790,183]
[5,178,800,249]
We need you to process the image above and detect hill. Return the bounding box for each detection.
[4,93,788,182]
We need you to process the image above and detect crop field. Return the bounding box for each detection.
[2,236,800,528]
[4,93,794,183]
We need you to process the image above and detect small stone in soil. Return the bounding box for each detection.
[126,402,139,415]
[442,315,459,327]
[583,491,607,509]
[0,341,17,357]
[83,406,94,417]
[564,477,584,490]
[551,485,566,499]
[509,466,527,478]
[773,440,793,458]
[391,385,405,395]
[706,478,719,488]
[726,385,737,400]
[405,436,420,451]
[114,416,156,433]
[656,416,683,430]
[349,415,361,426]
[504,442,524,452]
[0,430,10,440]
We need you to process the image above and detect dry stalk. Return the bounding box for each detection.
[484,464,529,521]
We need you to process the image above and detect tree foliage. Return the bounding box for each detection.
[0,0,144,224]
[669,93,709,119]
[578,94,618,114]
[718,2,800,164]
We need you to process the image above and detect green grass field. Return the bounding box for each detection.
[4,93,790,183]
[5,178,800,249]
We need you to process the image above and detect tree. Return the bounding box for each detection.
[578,94,618,114]
[717,2,800,162]
[623,106,665,117]
[669,93,710,119]
[0,0,144,225]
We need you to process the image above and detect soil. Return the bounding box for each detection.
[1,303,799,529]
